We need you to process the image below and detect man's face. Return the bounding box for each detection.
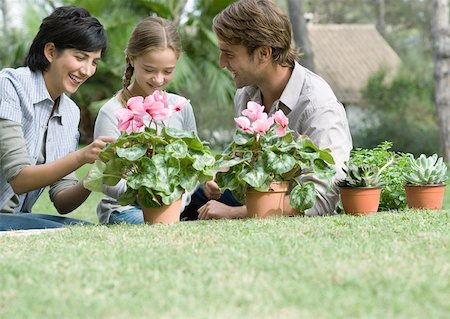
[218,40,260,88]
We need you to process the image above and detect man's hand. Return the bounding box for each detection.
[203,180,221,200]
[198,200,247,220]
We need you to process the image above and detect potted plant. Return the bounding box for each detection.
[403,153,448,210]
[84,91,216,224]
[337,158,393,215]
[215,101,336,218]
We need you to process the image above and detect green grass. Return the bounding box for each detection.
[2,165,449,318]
[0,212,449,318]
[33,164,102,223]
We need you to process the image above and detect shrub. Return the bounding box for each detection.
[353,61,438,156]
[349,141,409,210]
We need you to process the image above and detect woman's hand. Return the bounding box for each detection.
[77,136,116,164]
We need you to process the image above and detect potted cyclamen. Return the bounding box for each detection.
[404,153,448,210]
[84,91,215,224]
[215,101,335,218]
[337,159,393,215]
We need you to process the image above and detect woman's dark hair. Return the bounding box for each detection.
[25,6,108,71]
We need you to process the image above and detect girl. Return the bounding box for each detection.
[94,16,196,224]
[0,6,115,231]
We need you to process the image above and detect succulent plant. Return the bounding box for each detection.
[404,154,448,185]
[337,158,393,188]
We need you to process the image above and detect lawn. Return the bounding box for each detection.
[1,164,449,318]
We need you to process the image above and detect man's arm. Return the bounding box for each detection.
[300,102,352,216]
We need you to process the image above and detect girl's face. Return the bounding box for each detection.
[129,48,178,96]
[43,44,101,100]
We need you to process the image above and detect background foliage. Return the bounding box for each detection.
[0,0,441,154]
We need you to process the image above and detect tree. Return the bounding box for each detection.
[432,0,450,161]
[287,0,314,70]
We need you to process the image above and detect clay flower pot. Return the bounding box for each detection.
[404,184,446,210]
[141,198,182,224]
[339,187,382,216]
[246,182,289,218]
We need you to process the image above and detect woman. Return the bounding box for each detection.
[94,16,196,224]
[0,6,115,231]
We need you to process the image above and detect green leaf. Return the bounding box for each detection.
[233,130,254,145]
[164,127,196,140]
[137,188,160,208]
[216,151,252,168]
[290,182,316,211]
[99,142,116,161]
[179,167,199,192]
[319,149,335,164]
[216,169,242,192]
[116,144,147,161]
[166,139,188,158]
[83,160,107,192]
[117,187,138,206]
[264,151,296,175]
[103,158,126,185]
[313,159,335,176]
[150,155,178,193]
[192,153,215,171]
[160,187,184,205]
[241,160,269,189]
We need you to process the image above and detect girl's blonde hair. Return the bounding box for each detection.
[119,16,182,106]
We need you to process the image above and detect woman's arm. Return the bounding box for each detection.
[10,136,115,195]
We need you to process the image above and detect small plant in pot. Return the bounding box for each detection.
[403,153,448,210]
[215,101,336,218]
[84,91,216,224]
[337,159,393,215]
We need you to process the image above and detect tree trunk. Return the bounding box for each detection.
[287,0,315,71]
[375,0,386,35]
[432,0,450,161]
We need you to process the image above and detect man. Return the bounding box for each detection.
[182,0,352,220]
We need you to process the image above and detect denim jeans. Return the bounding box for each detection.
[181,185,242,220]
[108,207,144,225]
[0,213,92,231]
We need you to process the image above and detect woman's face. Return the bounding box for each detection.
[129,48,178,96]
[44,45,101,100]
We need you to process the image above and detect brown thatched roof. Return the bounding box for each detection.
[307,24,401,104]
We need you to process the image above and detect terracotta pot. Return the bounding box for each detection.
[141,198,182,224]
[339,187,382,216]
[404,184,446,210]
[246,181,289,218]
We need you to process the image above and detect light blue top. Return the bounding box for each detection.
[0,67,79,213]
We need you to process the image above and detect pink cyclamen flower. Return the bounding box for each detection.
[273,110,289,136]
[234,116,253,133]
[143,92,171,121]
[170,97,189,112]
[252,114,274,136]
[242,101,264,122]
[116,96,146,133]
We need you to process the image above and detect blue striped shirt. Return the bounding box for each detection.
[0,67,80,212]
